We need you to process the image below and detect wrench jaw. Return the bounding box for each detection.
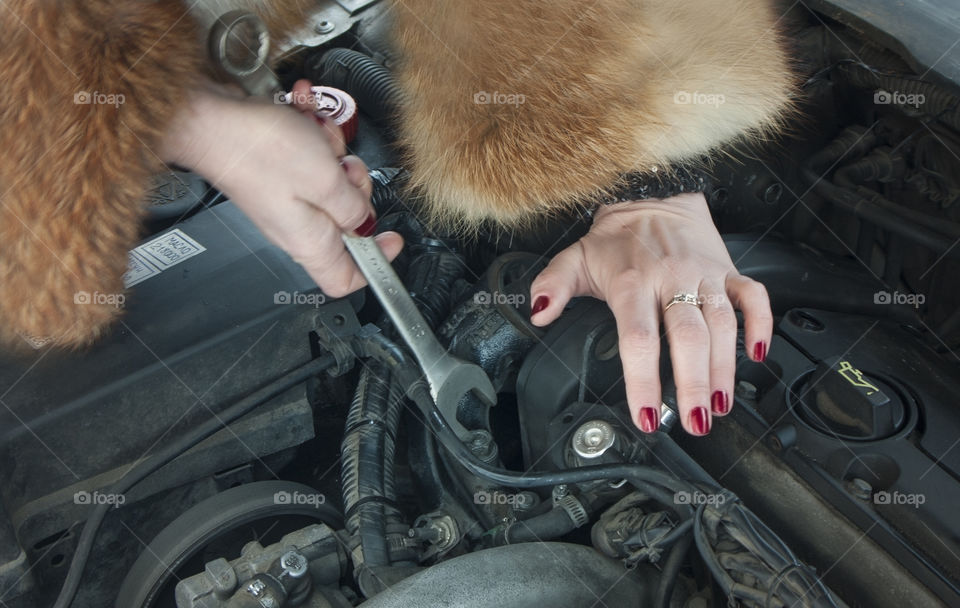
[428,356,498,441]
[341,233,497,439]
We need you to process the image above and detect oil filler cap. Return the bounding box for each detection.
[796,357,905,440]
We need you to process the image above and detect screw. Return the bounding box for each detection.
[314,20,335,34]
[552,484,569,504]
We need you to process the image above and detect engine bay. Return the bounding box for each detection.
[1,1,959,607]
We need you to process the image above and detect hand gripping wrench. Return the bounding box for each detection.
[342,234,497,438]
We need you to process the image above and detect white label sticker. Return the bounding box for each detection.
[123,229,206,288]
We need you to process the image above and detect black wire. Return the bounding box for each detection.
[359,330,700,503]
[52,355,337,608]
[654,531,693,608]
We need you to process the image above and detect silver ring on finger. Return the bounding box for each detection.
[664,292,702,313]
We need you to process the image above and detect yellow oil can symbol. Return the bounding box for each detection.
[837,361,880,396]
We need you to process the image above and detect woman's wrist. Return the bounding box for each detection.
[158,81,245,171]
[592,191,708,222]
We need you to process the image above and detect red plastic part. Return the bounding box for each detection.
[311,86,359,144]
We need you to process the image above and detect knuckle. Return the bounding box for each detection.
[743,280,769,303]
[614,268,649,292]
[707,307,739,333]
[669,318,709,345]
[619,326,659,354]
[677,380,712,397]
[710,366,736,387]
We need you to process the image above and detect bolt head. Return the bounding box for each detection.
[314,20,335,34]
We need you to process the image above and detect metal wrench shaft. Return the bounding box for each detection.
[342,234,497,433]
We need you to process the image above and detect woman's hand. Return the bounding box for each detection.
[160,80,403,298]
[529,192,771,436]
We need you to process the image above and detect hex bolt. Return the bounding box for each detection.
[514,491,539,512]
[847,478,873,501]
[466,430,499,464]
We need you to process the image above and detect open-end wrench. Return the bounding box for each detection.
[343,234,497,438]
[207,12,496,435]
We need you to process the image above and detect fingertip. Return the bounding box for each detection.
[530,293,566,326]
[637,405,661,434]
[290,79,316,112]
[687,406,712,436]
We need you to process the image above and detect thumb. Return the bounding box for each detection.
[529,243,588,326]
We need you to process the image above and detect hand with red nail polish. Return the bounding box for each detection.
[528,192,774,436]
[160,79,404,299]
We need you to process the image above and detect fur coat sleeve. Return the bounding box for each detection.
[0,1,204,348]
[391,0,796,230]
[0,0,795,348]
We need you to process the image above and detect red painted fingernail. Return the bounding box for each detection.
[711,390,730,415]
[531,296,549,316]
[689,407,711,436]
[355,213,377,237]
[753,341,767,362]
[639,407,660,434]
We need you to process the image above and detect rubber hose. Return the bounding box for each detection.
[841,68,960,131]
[802,169,960,255]
[655,533,694,608]
[503,506,582,544]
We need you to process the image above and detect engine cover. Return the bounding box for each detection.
[0,201,360,602]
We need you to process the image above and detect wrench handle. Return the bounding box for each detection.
[342,234,449,369]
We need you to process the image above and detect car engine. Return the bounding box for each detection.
[1,1,959,607]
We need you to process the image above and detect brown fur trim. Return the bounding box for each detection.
[0,1,203,348]
[389,0,798,232]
